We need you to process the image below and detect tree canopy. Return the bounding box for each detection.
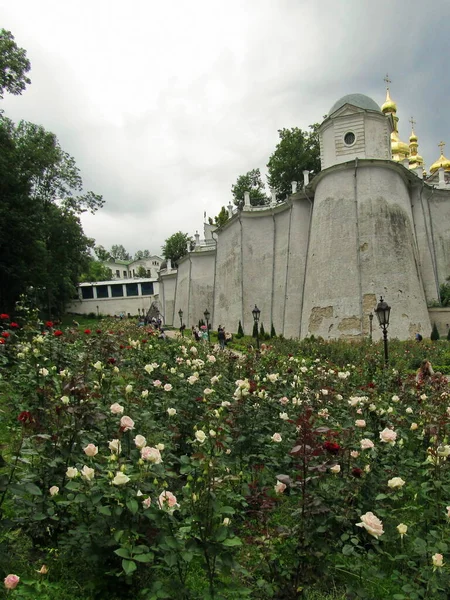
[110,245,131,261]
[161,232,191,267]
[0,29,31,98]
[267,125,320,200]
[208,206,229,229]
[0,33,103,314]
[231,168,268,208]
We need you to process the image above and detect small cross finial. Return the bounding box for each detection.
[438,141,446,155]
[409,116,416,130]
[383,73,391,88]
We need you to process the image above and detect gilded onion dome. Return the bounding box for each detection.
[430,142,450,173]
[408,120,423,169]
[381,85,409,162]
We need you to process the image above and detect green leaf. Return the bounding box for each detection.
[134,552,154,563]
[126,498,138,515]
[122,559,137,575]
[342,545,354,556]
[114,547,131,559]
[219,506,235,515]
[181,551,193,563]
[375,493,387,500]
[222,537,242,547]
[98,505,112,516]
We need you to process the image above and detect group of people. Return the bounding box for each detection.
[190,324,227,349]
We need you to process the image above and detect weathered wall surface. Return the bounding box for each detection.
[213,219,243,333]
[159,272,177,325]
[428,189,450,287]
[66,295,159,317]
[301,162,431,340]
[188,251,215,327]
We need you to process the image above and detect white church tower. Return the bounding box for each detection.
[300,93,431,340]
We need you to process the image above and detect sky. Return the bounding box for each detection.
[2,0,450,257]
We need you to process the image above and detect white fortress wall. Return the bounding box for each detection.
[173,257,191,326]
[410,184,441,304]
[213,219,243,334]
[301,166,361,339]
[282,196,313,338]
[271,205,291,336]
[356,163,430,339]
[188,250,215,327]
[427,189,450,287]
[241,210,275,336]
[159,271,177,325]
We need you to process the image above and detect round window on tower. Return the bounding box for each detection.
[344,131,356,146]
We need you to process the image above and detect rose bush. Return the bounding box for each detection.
[0,309,449,598]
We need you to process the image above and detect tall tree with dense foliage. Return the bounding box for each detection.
[94,245,111,262]
[80,259,113,283]
[231,168,267,208]
[134,249,151,260]
[0,29,31,98]
[267,124,320,200]
[0,32,103,314]
[161,232,191,267]
[110,245,131,261]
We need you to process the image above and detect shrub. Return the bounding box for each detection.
[271,323,276,338]
[236,320,244,338]
[259,322,265,338]
[431,322,440,340]
[252,321,258,338]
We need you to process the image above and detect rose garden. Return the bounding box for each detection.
[0,305,449,599]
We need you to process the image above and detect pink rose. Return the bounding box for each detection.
[153,380,162,387]
[141,446,162,464]
[120,416,135,431]
[379,427,397,444]
[158,490,179,512]
[355,420,366,428]
[360,438,374,450]
[110,402,124,415]
[271,433,282,443]
[142,497,151,509]
[83,444,98,457]
[4,574,20,590]
[356,511,384,539]
[274,481,286,494]
[163,384,172,392]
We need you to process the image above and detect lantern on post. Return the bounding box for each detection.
[374,296,391,364]
[252,304,261,349]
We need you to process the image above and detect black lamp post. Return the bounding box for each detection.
[368,313,373,341]
[203,309,210,342]
[374,296,391,365]
[252,304,261,349]
[178,309,184,336]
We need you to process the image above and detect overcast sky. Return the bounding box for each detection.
[2,0,450,257]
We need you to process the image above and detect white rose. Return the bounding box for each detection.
[195,430,206,444]
[112,471,130,485]
[330,464,341,474]
[167,408,177,416]
[379,428,397,445]
[387,477,405,489]
[66,467,78,479]
[81,465,95,481]
[356,511,384,539]
[271,433,282,443]
[110,403,124,415]
[134,435,146,449]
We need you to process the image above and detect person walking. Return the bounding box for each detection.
[218,325,226,350]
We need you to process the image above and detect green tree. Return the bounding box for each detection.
[94,245,111,261]
[439,280,450,306]
[0,114,103,313]
[237,320,244,338]
[110,245,131,261]
[135,265,148,277]
[135,249,151,260]
[161,232,191,267]
[80,259,113,283]
[0,29,31,98]
[208,206,229,228]
[231,168,267,208]
[267,125,321,200]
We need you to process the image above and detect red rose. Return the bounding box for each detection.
[0,313,9,320]
[18,411,33,424]
[352,468,363,478]
[0,339,5,345]
[107,357,116,364]
[323,441,340,455]
[84,329,91,334]
[96,329,102,334]
[10,322,19,328]
[45,321,54,328]
[1,332,10,338]
[54,330,63,337]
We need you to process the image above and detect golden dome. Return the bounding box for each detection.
[430,142,450,173]
[381,89,397,114]
[409,132,418,143]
